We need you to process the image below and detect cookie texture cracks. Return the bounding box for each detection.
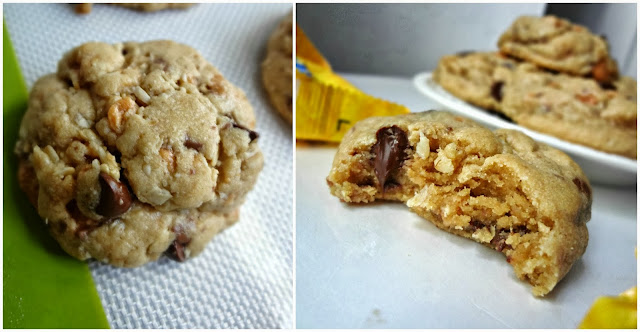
[326,111,591,296]
[498,15,618,83]
[15,40,263,267]
[116,91,220,210]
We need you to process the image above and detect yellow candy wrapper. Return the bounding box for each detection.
[295,25,410,142]
[580,250,637,329]
[579,286,637,329]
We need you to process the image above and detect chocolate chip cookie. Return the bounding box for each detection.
[433,51,536,114]
[498,15,618,83]
[501,68,637,159]
[261,11,293,124]
[15,40,263,267]
[326,111,591,296]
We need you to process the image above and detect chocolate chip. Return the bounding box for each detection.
[573,177,592,200]
[166,233,191,262]
[490,232,512,252]
[95,172,132,219]
[468,219,483,232]
[490,81,505,101]
[356,178,375,187]
[184,137,203,151]
[286,96,292,110]
[372,126,408,189]
[175,233,190,244]
[232,123,259,142]
[383,180,401,191]
[512,225,529,235]
[166,241,186,262]
[599,82,616,90]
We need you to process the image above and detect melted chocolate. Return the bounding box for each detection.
[372,126,408,190]
[95,172,132,219]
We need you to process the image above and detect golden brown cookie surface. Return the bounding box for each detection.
[15,40,263,267]
[433,51,536,113]
[501,69,637,159]
[498,15,618,83]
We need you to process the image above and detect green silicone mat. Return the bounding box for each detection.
[3,20,110,329]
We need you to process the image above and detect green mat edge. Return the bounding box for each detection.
[3,20,110,329]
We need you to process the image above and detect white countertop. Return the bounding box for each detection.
[295,73,638,328]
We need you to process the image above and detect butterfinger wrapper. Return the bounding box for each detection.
[295,25,409,142]
[579,286,637,329]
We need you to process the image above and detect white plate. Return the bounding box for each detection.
[413,72,637,186]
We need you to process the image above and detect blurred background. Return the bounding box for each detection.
[297,3,637,78]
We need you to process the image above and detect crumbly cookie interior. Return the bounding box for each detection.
[327,114,590,296]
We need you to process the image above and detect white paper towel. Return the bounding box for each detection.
[4,3,293,328]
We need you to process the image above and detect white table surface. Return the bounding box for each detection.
[295,73,638,328]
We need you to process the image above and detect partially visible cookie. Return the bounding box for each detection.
[116,3,193,12]
[501,68,637,159]
[326,111,591,296]
[498,15,618,83]
[74,3,92,14]
[15,40,263,267]
[75,3,193,14]
[433,51,535,113]
[261,12,293,124]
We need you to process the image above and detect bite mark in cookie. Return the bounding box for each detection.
[327,111,591,296]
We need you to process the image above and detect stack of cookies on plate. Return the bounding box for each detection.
[434,15,637,159]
